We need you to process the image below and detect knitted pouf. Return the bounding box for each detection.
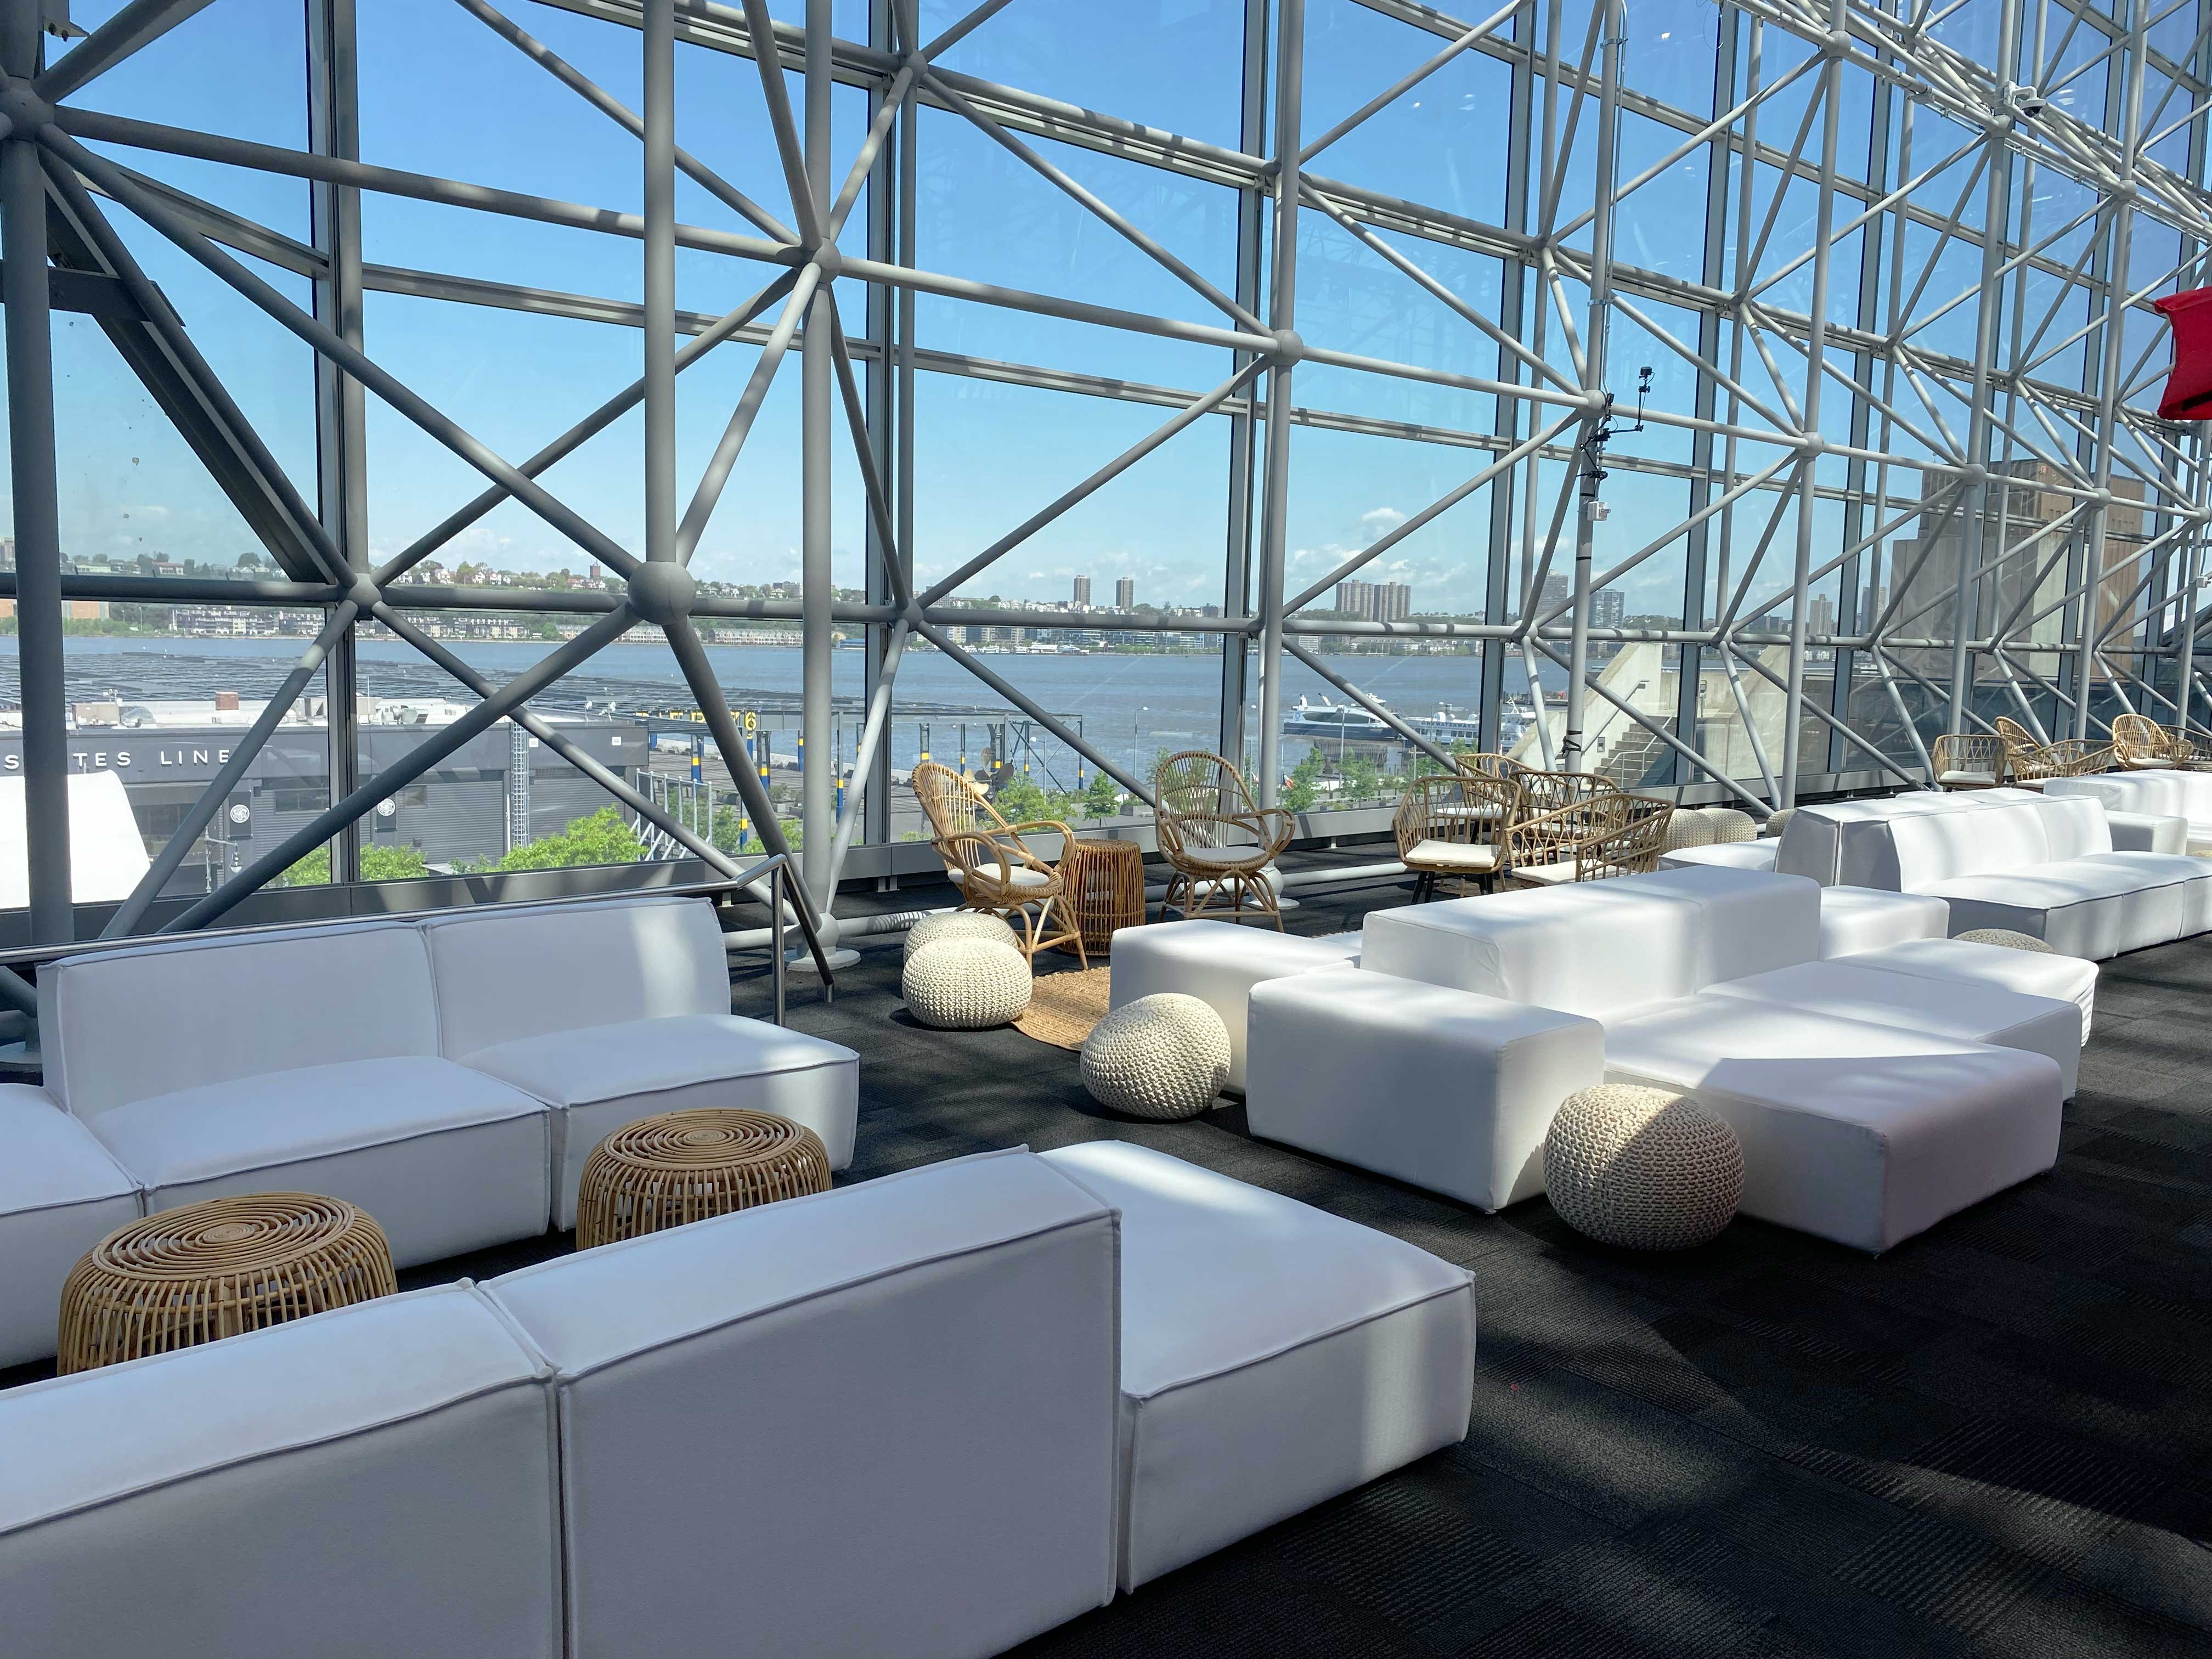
[1700,807,1759,843]
[1661,811,1717,853]
[904,910,1020,963]
[1957,928,2055,954]
[1544,1085,1744,1250]
[1763,806,1796,839]
[1080,993,1232,1120]
[903,938,1032,1029]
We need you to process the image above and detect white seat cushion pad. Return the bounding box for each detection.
[0,1085,141,1369]
[1039,1141,1476,1589]
[1845,936,2098,1037]
[1817,887,1950,958]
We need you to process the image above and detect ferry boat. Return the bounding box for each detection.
[1286,696,1497,748]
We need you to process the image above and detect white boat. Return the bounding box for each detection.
[1284,697,1393,740]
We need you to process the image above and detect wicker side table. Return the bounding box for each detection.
[58,1193,396,1374]
[576,1108,832,1249]
[1059,837,1147,955]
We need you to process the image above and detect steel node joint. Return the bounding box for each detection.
[810,240,843,280]
[0,77,53,139]
[624,560,697,627]
[1271,329,1303,365]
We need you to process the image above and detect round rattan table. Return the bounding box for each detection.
[57,1193,396,1374]
[1059,837,1147,955]
[575,1108,832,1249]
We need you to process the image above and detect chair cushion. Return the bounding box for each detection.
[1177,845,1272,871]
[1509,859,1582,885]
[1037,1141,1475,1589]
[1405,838,1498,872]
[462,1015,860,1228]
[87,1057,552,1268]
[948,865,1054,891]
[0,1285,560,1659]
[421,895,732,1062]
[1937,769,1997,786]
[0,1085,141,1370]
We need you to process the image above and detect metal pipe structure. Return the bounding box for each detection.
[0,0,2204,957]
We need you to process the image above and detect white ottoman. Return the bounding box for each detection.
[1081,994,1232,1120]
[903,911,1019,962]
[903,938,1031,1029]
[1108,921,1363,1091]
[1848,935,2099,1040]
[1246,966,1604,1211]
[0,1085,142,1369]
[1657,840,1779,873]
[1036,1142,1475,1590]
[1818,886,1951,959]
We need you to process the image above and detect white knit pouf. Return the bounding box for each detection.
[1700,807,1758,844]
[1661,811,1716,853]
[902,938,1032,1029]
[1080,993,1232,1120]
[1763,806,1796,839]
[1544,1085,1743,1250]
[1956,928,2055,954]
[903,910,1020,963]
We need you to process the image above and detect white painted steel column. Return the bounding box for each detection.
[1251,0,1302,806]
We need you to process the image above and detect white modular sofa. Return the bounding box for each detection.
[1253,868,2081,1252]
[3,894,857,1369]
[2046,769,2212,856]
[1108,919,1363,1091]
[1775,788,2212,958]
[0,1143,1475,1658]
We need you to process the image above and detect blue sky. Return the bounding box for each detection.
[2,0,2166,628]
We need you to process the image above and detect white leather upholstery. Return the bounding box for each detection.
[1037,1141,1476,1590]
[1603,998,2064,1252]
[0,1286,561,1659]
[1848,936,2098,1038]
[2103,810,2190,854]
[1817,887,1950,958]
[1108,921,1363,1090]
[40,920,440,1124]
[1922,856,2193,958]
[1704,959,2083,1097]
[461,1013,858,1228]
[1360,867,1819,1024]
[487,1148,1120,1659]
[89,1057,553,1267]
[1657,840,1779,872]
[1246,966,1604,1211]
[1775,789,2045,887]
[2048,770,2212,851]
[0,1085,140,1369]
[421,893,733,1060]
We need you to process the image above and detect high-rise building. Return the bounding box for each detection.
[1073,575,1092,606]
[1808,592,1836,637]
[1115,577,1135,608]
[1592,588,1626,630]
[1335,579,1413,622]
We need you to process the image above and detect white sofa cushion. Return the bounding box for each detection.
[487,1148,1120,1659]
[2047,771,2212,851]
[1776,789,2046,887]
[1921,855,2193,958]
[1704,960,2083,1097]
[1038,1141,1477,1590]
[1603,998,2063,1252]
[1657,840,1779,873]
[0,1285,560,1659]
[39,921,440,1123]
[87,1056,552,1268]
[1888,798,2062,889]
[1108,921,1363,1090]
[1818,887,1950,958]
[420,894,733,1061]
[0,1085,141,1370]
[1246,966,1605,1211]
[1846,936,2098,1038]
[461,1014,859,1229]
[2103,810,2190,854]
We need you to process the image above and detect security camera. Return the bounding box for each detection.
[2008,84,2047,120]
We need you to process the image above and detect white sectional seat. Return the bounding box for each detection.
[0,1085,140,1370]
[1817,886,1950,958]
[1037,1141,1477,1590]
[0,1285,562,1659]
[1602,1000,2063,1252]
[1778,788,2212,958]
[38,921,552,1267]
[421,894,857,1228]
[2102,810,2191,854]
[1847,935,2099,1040]
[2047,769,2212,855]
[1108,920,1363,1091]
[1245,965,1604,1211]
[1658,839,1779,873]
[487,1148,1119,1659]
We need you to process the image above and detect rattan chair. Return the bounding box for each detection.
[2162,724,2212,770]
[1153,751,1296,928]
[1930,731,2008,789]
[910,760,1085,964]
[2003,729,2115,784]
[1395,771,1520,901]
[1504,781,1669,887]
[2111,712,2183,769]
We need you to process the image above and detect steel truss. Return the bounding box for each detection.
[0,0,2208,947]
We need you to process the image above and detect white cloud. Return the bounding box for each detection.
[1361,506,1407,538]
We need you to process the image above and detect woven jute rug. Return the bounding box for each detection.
[1014,966,1112,1051]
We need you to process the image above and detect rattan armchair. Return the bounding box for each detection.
[1503,781,1672,887]
[2111,713,2183,769]
[1153,751,1296,927]
[2002,729,2115,785]
[910,760,1085,964]
[1930,731,2008,789]
[2163,724,2212,770]
[1395,771,1520,901]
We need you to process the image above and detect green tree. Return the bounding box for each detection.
[1282,749,1326,814]
[478,805,647,872]
[279,843,431,885]
[991,774,1050,824]
[1341,754,1383,803]
[1080,770,1123,820]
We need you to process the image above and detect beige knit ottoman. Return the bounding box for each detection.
[1543,1084,1743,1250]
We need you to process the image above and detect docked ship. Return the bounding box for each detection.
[1285,696,1500,748]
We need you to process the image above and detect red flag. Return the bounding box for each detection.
[2154,287,2212,420]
